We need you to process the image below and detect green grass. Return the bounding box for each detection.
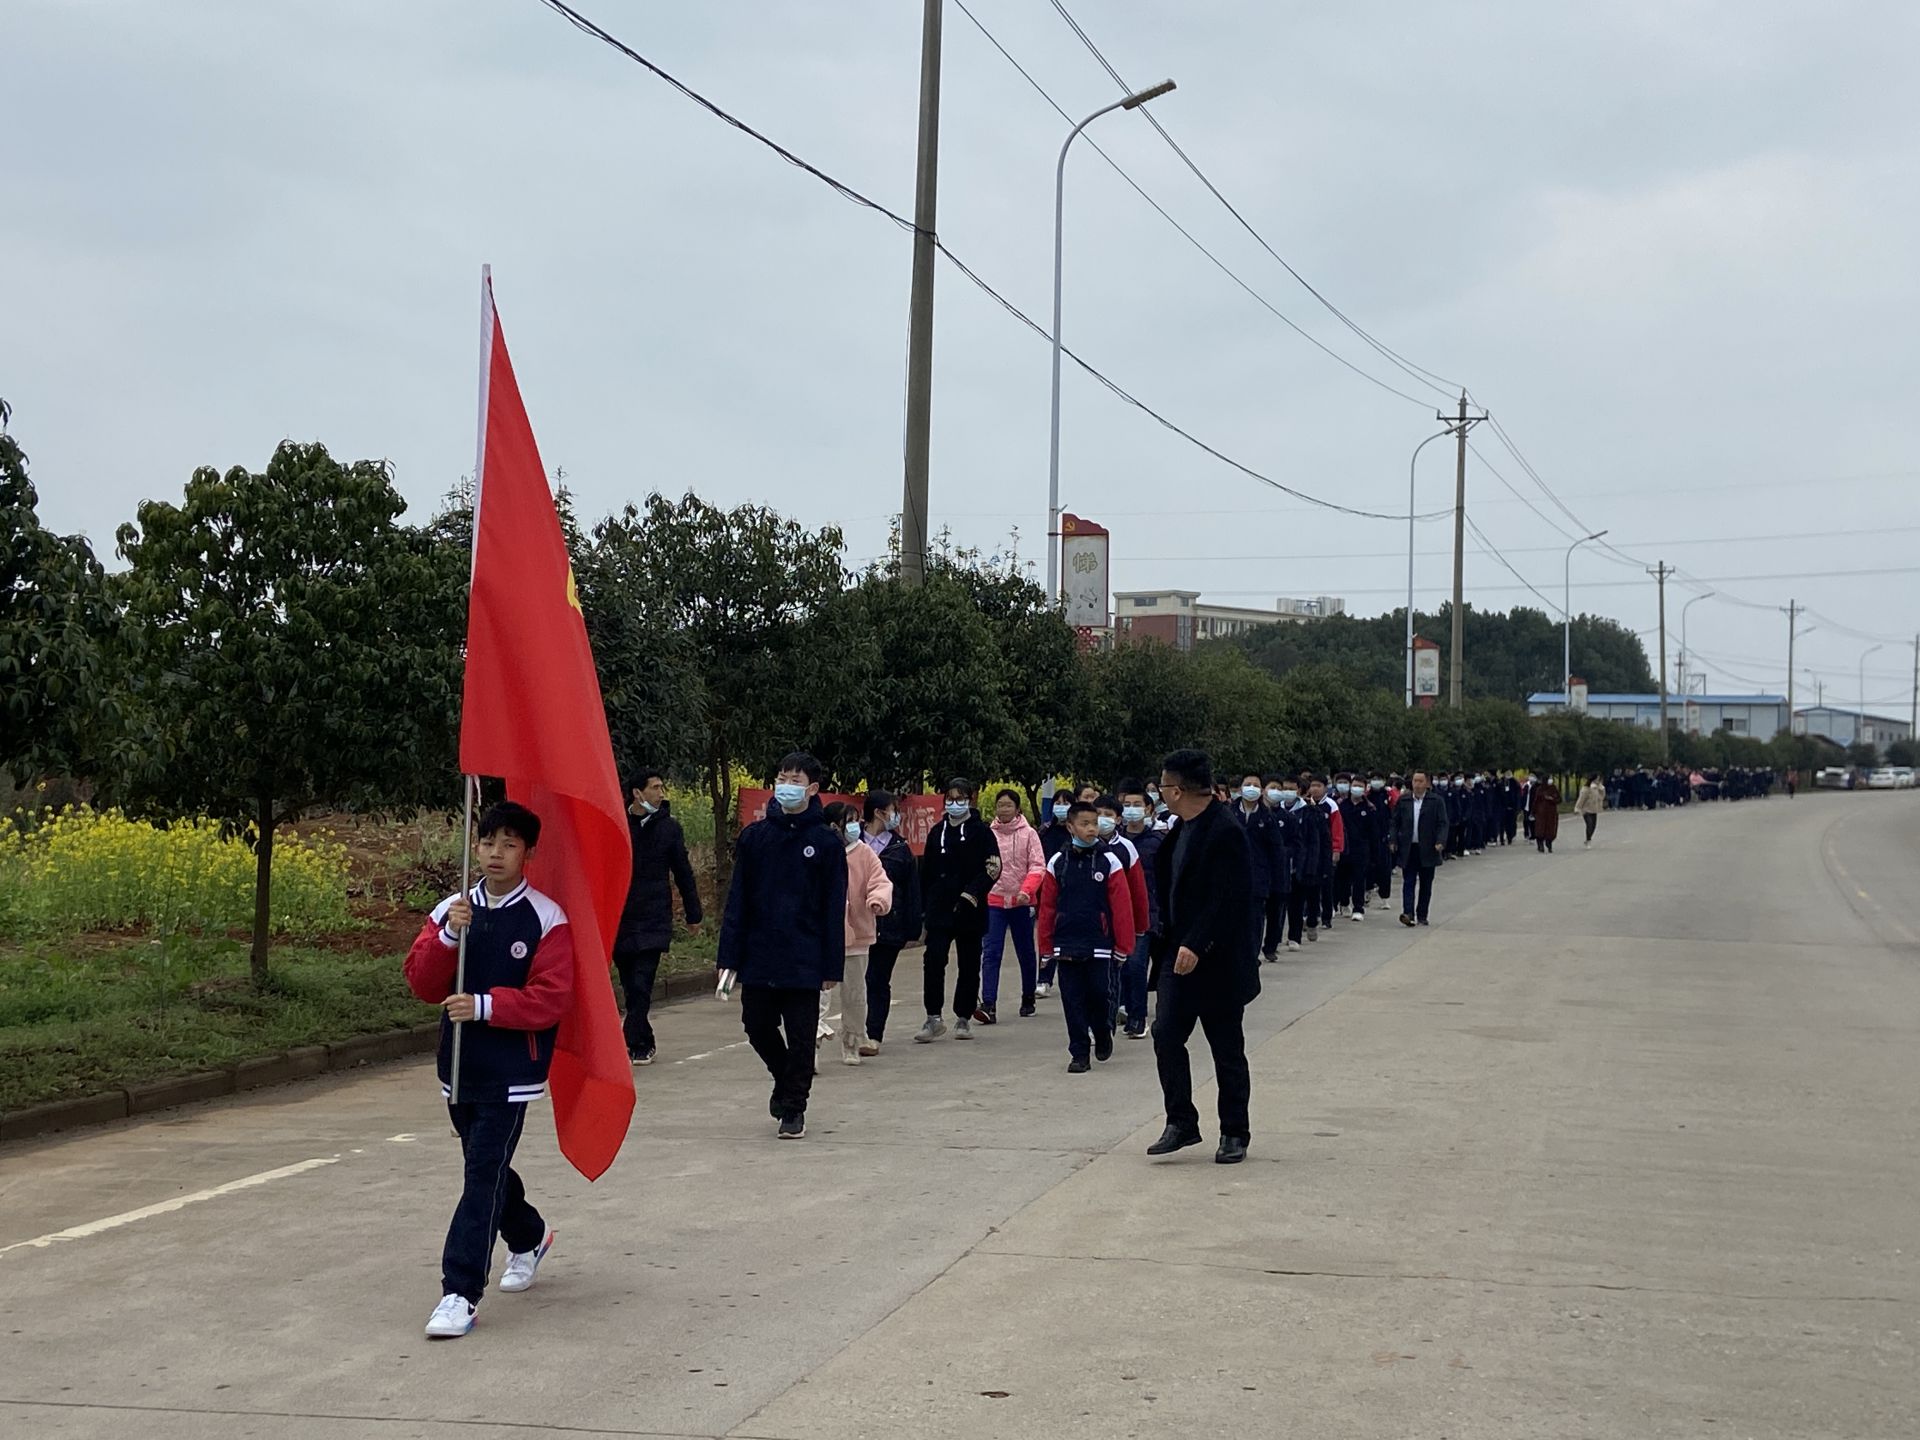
[0,935,427,1112]
[0,922,722,1113]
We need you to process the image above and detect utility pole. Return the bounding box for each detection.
[1911,633,1918,741]
[1649,561,1672,758]
[1782,599,1801,734]
[1446,392,1488,706]
[898,0,943,588]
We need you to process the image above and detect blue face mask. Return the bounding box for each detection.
[1122,804,1146,824]
[844,820,862,841]
[945,800,969,821]
[1240,784,1260,801]
[774,782,807,810]
[1264,787,1283,805]
[1071,833,1098,850]
[1096,815,1117,836]
[1052,802,1070,820]
[1278,790,1299,806]
[1335,782,1351,796]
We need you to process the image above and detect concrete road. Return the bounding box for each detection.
[2,793,1916,1439]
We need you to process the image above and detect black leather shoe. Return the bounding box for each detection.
[1094,1033,1114,1063]
[1147,1125,1203,1156]
[1067,1057,1090,1074]
[1398,912,1415,927]
[1216,1136,1249,1165]
[1018,995,1037,1018]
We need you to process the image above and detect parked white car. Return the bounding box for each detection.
[1865,768,1900,790]
[1892,767,1917,789]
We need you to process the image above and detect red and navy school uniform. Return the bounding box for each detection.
[404,879,573,1305]
[1037,843,1137,1063]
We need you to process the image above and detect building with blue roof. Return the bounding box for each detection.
[1527,692,1788,741]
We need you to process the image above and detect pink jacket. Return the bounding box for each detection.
[988,816,1047,909]
[843,838,894,952]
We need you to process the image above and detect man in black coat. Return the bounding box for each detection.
[615,768,705,1065]
[1390,769,1449,927]
[1148,749,1257,1165]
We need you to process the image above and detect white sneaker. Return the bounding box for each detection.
[425,1293,476,1338]
[1286,940,1302,951]
[816,1018,835,1042]
[1036,983,1051,999]
[499,1231,555,1293]
[1350,912,1364,922]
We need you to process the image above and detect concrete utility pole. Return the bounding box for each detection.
[1911,633,1918,741]
[1445,393,1488,707]
[1649,561,1672,758]
[898,0,943,588]
[1782,599,1801,734]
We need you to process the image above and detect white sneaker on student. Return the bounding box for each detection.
[499,1231,555,1293]
[425,1294,476,1338]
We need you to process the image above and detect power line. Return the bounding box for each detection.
[950,0,1435,409]
[534,0,1447,525]
[1465,514,1564,616]
[1043,0,1464,403]
[1164,564,1920,599]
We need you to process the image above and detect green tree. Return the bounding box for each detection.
[1080,639,1209,787]
[1886,738,1918,768]
[614,493,846,880]
[0,403,117,781]
[114,442,464,983]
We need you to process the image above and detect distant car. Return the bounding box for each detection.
[1865,768,1900,790]
[1893,767,1917,789]
[1815,766,1851,789]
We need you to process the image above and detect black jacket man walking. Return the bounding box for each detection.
[1148,749,1257,1164]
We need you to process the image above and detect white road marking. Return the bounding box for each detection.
[0,1157,339,1259]
[386,1133,417,1143]
[675,1011,842,1065]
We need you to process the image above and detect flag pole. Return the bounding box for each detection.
[450,774,476,1103]
[452,265,494,1107]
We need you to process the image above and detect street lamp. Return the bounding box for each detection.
[1045,78,1176,609]
[1679,591,1713,702]
[1562,529,1608,699]
[1405,427,1455,707]
[1859,644,1885,746]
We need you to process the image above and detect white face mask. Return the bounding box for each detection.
[1122,804,1146,824]
[1241,784,1261,801]
[1096,815,1117,836]
[1264,787,1283,804]
[844,821,862,843]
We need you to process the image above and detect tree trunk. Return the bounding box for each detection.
[250,791,275,987]
[706,742,733,904]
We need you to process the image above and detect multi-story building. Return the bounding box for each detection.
[1112,590,1343,652]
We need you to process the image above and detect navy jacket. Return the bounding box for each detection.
[1116,822,1166,929]
[1289,800,1330,883]
[617,801,703,951]
[1150,800,1258,1005]
[405,880,572,1105]
[1039,816,1073,863]
[871,830,924,946]
[1228,799,1285,898]
[1037,843,1137,961]
[1268,803,1301,895]
[718,798,848,988]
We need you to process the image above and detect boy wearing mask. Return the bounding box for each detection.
[915,778,998,1042]
[1285,781,1327,946]
[1096,793,1152,1034]
[1037,802,1137,1072]
[1231,772,1285,960]
[1114,781,1165,1038]
[1310,776,1343,934]
[860,791,921,1052]
[1262,776,1298,960]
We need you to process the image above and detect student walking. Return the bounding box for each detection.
[979,789,1046,1024]
[405,801,568,1339]
[1037,801,1136,1072]
[613,769,703,1067]
[915,778,998,1043]
[1115,780,1165,1038]
[823,802,891,1065]
[1231,773,1285,960]
[718,753,848,1139]
[861,791,921,1052]
[1574,774,1606,845]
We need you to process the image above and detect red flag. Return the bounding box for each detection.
[461,269,634,1180]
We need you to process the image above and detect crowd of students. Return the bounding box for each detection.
[399,749,1779,1337]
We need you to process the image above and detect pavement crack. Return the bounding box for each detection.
[977,1247,1910,1305]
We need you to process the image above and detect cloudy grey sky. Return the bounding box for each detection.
[7,0,1918,710]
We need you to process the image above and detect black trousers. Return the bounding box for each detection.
[1317,874,1336,927]
[923,923,982,1019]
[443,1101,544,1304]
[1261,891,1284,954]
[1287,885,1311,940]
[865,940,904,1042]
[612,943,663,1057]
[1152,971,1251,1141]
[1373,852,1394,900]
[740,984,818,1120]
[1583,813,1597,842]
[1400,863,1434,922]
[1056,955,1111,1062]
[1249,891,1271,956]
[1343,857,1370,913]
